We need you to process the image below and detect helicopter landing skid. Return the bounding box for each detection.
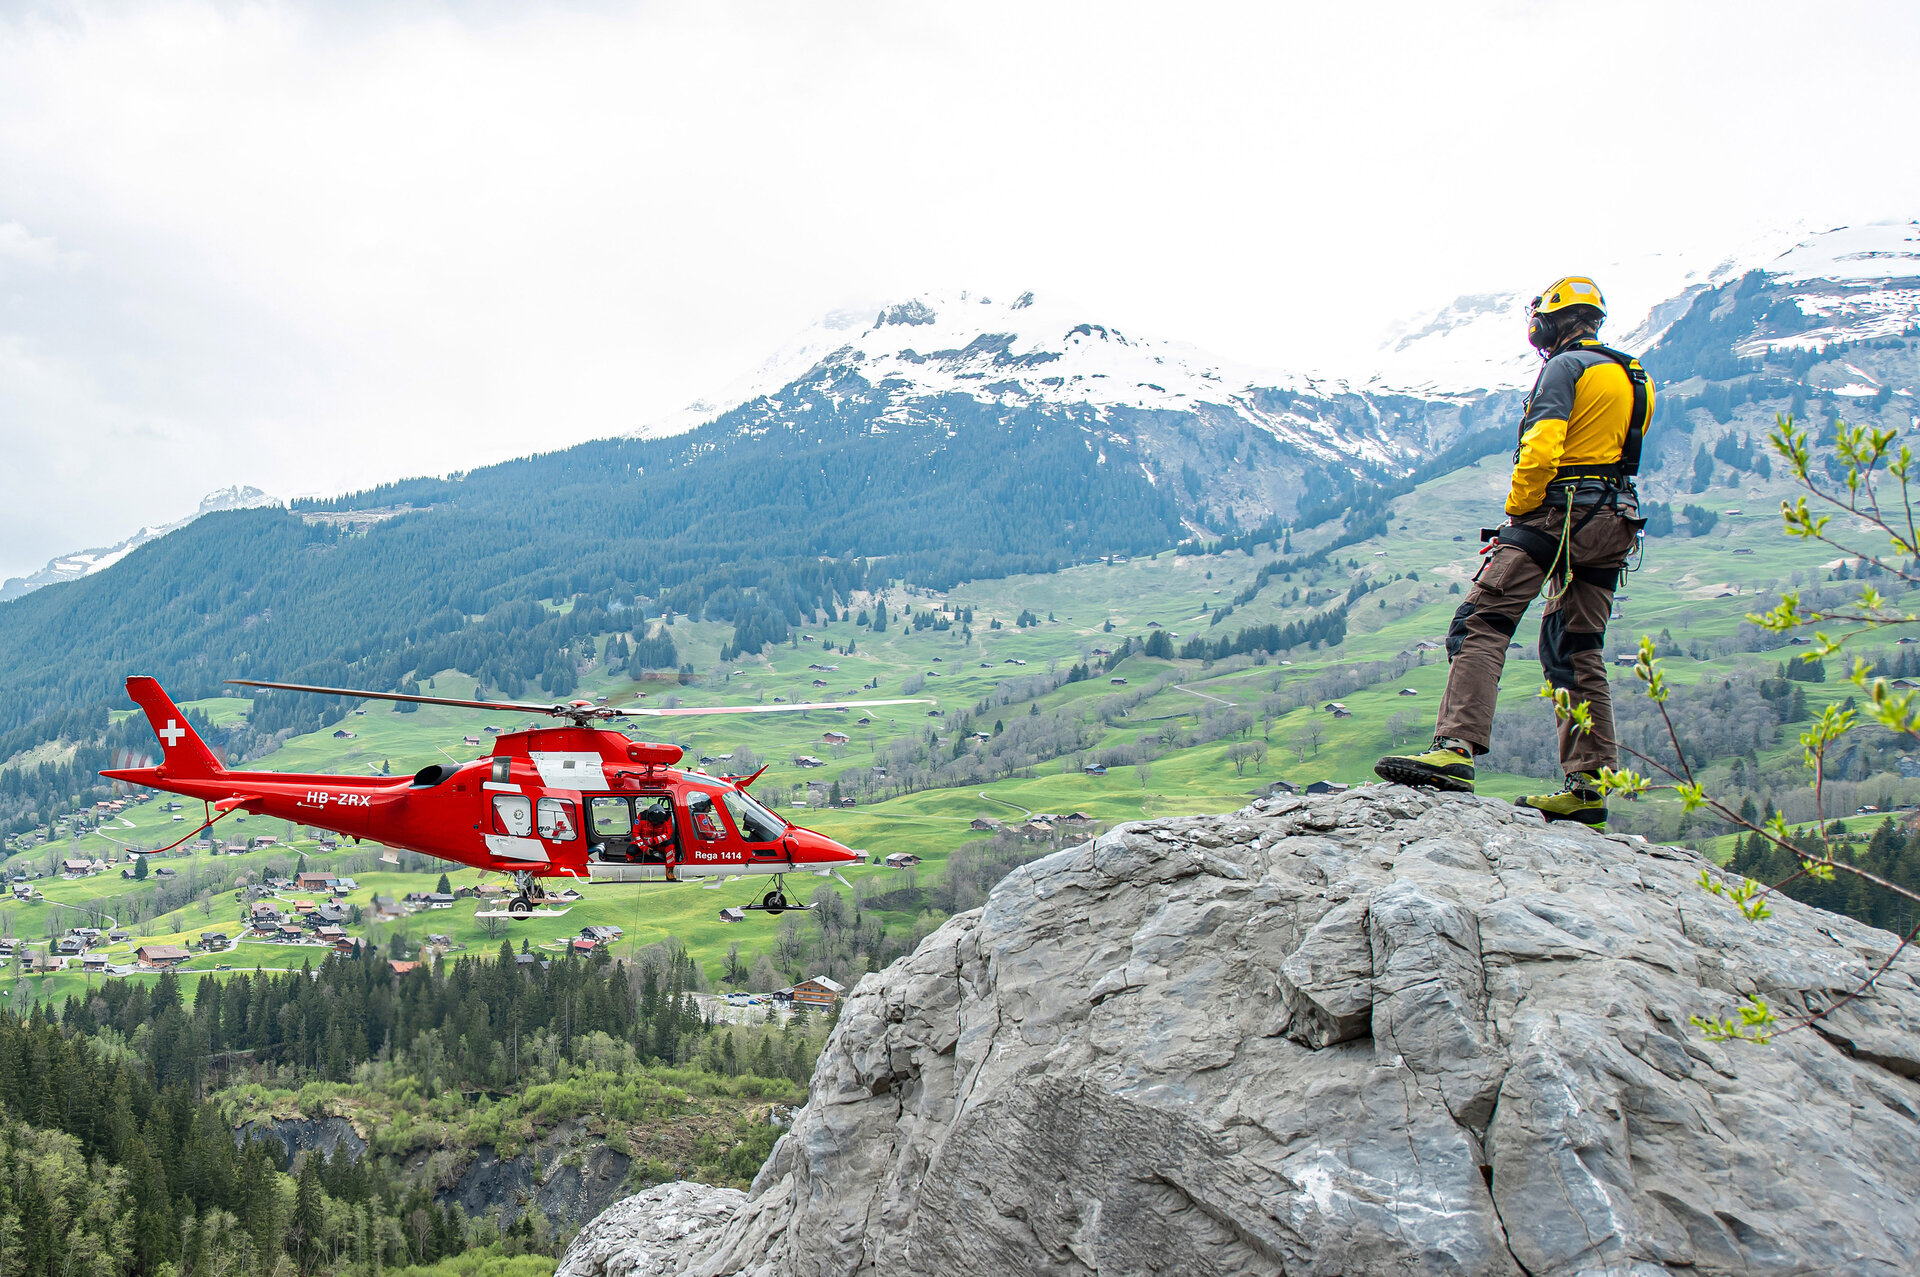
[476,876,571,920]
[739,876,813,916]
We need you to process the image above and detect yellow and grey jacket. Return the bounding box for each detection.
[1507,340,1655,516]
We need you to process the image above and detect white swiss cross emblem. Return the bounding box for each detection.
[159,719,187,748]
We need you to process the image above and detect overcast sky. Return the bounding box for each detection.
[2,0,1918,579]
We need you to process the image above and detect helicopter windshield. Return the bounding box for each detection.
[722,788,787,843]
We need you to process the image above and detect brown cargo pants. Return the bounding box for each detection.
[1434,502,1638,776]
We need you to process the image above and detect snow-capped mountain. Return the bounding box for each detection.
[636,290,1495,531]
[1370,221,1920,393]
[0,485,280,603]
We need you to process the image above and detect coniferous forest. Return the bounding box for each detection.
[0,944,820,1277]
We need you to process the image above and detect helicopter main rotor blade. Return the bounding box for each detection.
[227,680,931,722]
[227,679,568,716]
[611,698,932,718]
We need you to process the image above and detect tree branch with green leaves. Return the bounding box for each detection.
[1544,412,1920,1045]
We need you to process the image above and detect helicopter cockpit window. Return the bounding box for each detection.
[537,797,577,841]
[686,791,723,842]
[492,794,534,838]
[722,789,785,843]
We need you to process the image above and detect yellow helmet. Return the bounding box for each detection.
[1532,276,1606,317]
[1528,276,1605,352]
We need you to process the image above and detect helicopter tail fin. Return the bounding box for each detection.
[123,676,225,778]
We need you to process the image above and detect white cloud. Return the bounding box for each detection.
[1,0,1918,576]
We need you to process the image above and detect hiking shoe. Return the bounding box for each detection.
[1516,772,1607,828]
[1374,738,1475,793]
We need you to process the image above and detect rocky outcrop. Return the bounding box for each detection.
[437,1117,633,1231]
[237,1115,367,1163]
[558,1184,746,1277]
[560,787,1920,1276]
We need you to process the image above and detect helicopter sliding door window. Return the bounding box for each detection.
[686,792,723,842]
[591,797,631,837]
[537,798,577,841]
[492,794,534,837]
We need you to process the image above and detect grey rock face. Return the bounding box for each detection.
[438,1117,634,1232]
[235,1115,367,1163]
[572,788,1920,1276]
[556,1183,746,1277]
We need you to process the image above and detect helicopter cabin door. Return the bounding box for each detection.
[584,794,678,883]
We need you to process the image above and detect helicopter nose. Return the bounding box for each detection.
[789,826,862,865]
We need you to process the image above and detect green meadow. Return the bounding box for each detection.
[5,455,1908,1003]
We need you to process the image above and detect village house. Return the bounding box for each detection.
[82,953,109,973]
[790,975,846,1010]
[580,925,624,943]
[295,872,337,892]
[884,852,921,869]
[969,816,1002,831]
[135,944,191,969]
[198,932,229,951]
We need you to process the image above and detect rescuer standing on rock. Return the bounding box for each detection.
[1374,277,1653,829]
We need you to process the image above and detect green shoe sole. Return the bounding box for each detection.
[1515,798,1607,830]
[1374,755,1475,793]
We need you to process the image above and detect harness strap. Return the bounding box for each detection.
[1496,519,1621,591]
[1575,341,1651,479]
[1495,523,1564,577]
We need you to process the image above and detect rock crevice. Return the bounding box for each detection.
[560,788,1920,1277]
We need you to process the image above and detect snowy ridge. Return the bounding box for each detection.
[0,486,280,603]
[639,290,1451,472]
[1371,221,1920,393]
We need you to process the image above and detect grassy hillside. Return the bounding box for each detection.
[8,425,1912,1005]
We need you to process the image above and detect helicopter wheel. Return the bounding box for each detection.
[507,895,533,917]
[759,888,790,915]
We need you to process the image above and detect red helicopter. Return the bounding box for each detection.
[101,676,928,919]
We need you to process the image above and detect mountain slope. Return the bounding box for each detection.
[641,290,1491,532]
[0,296,1492,749]
[0,485,279,603]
